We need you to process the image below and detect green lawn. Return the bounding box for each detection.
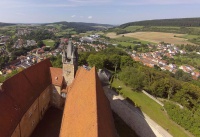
[113,36,137,41]
[178,34,199,39]
[117,42,134,47]
[111,78,192,137]
[113,36,154,46]
[42,39,55,47]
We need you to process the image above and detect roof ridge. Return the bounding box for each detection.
[60,67,116,137]
[67,67,87,93]
[91,67,99,137]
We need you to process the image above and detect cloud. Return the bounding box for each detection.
[71,15,76,18]
[88,16,93,19]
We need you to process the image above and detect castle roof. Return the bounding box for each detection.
[50,67,63,87]
[0,92,21,137]
[23,59,52,92]
[0,59,52,136]
[60,67,116,137]
[0,59,116,137]
[2,72,37,116]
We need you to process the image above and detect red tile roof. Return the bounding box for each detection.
[2,72,37,115]
[50,67,63,87]
[23,59,52,92]
[0,92,21,137]
[0,59,52,136]
[60,67,116,137]
[0,59,116,137]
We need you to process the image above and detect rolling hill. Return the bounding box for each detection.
[44,21,113,33]
[120,17,200,28]
[0,22,16,27]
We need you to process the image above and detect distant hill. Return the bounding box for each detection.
[0,22,16,27]
[44,21,113,33]
[120,18,200,28]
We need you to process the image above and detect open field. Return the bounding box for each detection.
[111,78,193,137]
[107,32,195,45]
[107,32,155,47]
[106,32,120,38]
[42,39,55,47]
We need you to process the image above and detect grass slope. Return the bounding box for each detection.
[111,78,192,137]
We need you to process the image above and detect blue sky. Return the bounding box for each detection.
[0,0,200,25]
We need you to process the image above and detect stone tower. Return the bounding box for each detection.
[62,39,78,85]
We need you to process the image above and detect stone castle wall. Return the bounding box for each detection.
[103,87,172,137]
[63,64,75,85]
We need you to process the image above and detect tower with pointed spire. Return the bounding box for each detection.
[62,38,78,85]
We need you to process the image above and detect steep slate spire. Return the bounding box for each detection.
[62,38,78,85]
[62,44,66,63]
[67,39,73,59]
[62,38,78,65]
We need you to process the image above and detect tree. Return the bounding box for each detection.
[50,55,62,68]
[119,67,144,91]
[120,56,134,68]
[109,54,121,73]
[175,69,192,82]
[87,54,104,70]
[78,52,90,66]
[154,65,161,71]
[37,41,44,48]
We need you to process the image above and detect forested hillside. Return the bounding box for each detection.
[120,18,200,28]
[44,21,113,33]
[0,22,16,27]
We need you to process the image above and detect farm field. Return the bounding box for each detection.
[107,32,195,45]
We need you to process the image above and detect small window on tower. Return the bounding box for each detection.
[61,92,66,98]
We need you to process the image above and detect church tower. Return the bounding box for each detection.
[62,39,78,85]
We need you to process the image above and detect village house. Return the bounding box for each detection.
[0,36,10,42]
[192,71,200,80]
